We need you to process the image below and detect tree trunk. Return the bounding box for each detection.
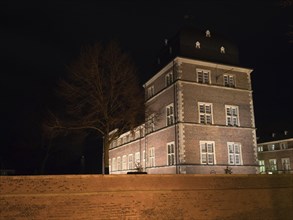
[103,137,110,174]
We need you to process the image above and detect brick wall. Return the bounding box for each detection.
[1,174,292,219]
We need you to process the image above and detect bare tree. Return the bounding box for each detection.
[49,41,144,174]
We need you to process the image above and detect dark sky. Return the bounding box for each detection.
[0,1,292,172]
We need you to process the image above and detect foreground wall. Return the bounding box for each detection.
[1,174,292,220]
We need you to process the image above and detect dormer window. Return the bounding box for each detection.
[220,46,225,54]
[195,41,200,49]
[205,30,211,37]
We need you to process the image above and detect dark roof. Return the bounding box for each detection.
[257,130,293,144]
[152,27,240,72]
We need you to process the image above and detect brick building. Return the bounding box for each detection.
[109,28,258,174]
[257,130,293,174]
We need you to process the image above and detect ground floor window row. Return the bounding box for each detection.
[109,141,243,172]
[258,158,291,173]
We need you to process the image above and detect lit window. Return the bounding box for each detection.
[198,102,213,124]
[226,105,239,126]
[122,155,127,170]
[135,152,140,164]
[112,157,116,171]
[143,150,146,164]
[220,46,225,54]
[109,159,111,173]
[165,71,174,86]
[257,146,263,152]
[200,141,215,165]
[128,154,133,170]
[197,69,210,84]
[117,157,121,171]
[195,41,200,49]
[149,147,155,167]
[166,103,174,126]
[167,142,175,166]
[228,142,242,165]
[206,30,211,37]
[259,160,265,173]
[223,75,235,87]
[269,159,277,171]
[281,158,290,171]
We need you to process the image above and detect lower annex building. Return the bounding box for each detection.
[109,28,258,174]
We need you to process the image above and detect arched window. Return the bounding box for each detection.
[206,30,211,37]
[220,46,225,54]
[195,41,200,49]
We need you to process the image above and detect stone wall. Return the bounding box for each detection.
[1,174,292,219]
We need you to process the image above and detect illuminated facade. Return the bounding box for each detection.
[109,28,258,174]
[257,131,293,174]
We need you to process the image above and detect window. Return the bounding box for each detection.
[200,141,215,165]
[197,69,210,84]
[167,142,175,166]
[268,144,275,151]
[135,130,140,139]
[122,155,127,170]
[165,71,174,86]
[223,75,235,87]
[142,150,146,167]
[259,160,265,173]
[195,41,200,49]
[269,159,277,171]
[128,154,133,170]
[135,152,140,163]
[146,113,155,133]
[220,46,225,54]
[117,157,121,171]
[147,85,155,98]
[109,159,111,173]
[280,142,288,149]
[206,30,211,37]
[166,103,174,126]
[198,102,213,124]
[112,158,116,171]
[228,142,242,165]
[257,146,263,152]
[149,147,155,167]
[281,158,290,170]
[226,105,239,126]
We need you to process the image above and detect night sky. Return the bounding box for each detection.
[0,1,292,173]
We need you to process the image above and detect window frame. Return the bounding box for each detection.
[198,102,213,124]
[200,141,216,165]
[166,103,174,126]
[149,147,155,167]
[196,69,210,84]
[225,105,240,126]
[259,160,265,173]
[165,71,174,86]
[227,142,242,165]
[223,74,235,87]
[167,142,175,166]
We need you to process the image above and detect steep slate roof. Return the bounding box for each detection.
[153,27,240,73]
